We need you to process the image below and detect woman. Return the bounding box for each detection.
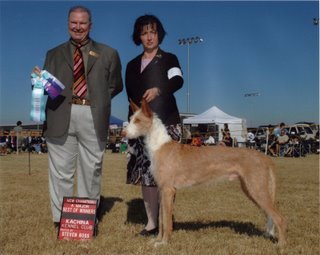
[221,123,230,139]
[125,14,183,236]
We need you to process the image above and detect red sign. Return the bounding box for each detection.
[58,197,98,241]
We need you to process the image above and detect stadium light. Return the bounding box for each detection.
[244,91,260,128]
[178,36,204,113]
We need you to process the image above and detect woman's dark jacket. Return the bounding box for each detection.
[125,48,183,126]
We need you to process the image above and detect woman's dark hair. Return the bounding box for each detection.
[132,14,166,45]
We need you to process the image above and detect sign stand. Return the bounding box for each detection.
[57,197,98,241]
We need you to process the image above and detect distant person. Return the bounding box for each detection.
[273,122,286,137]
[221,123,230,139]
[268,122,286,155]
[286,135,300,157]
[32,6,123,229]
[13,121,23,153]
[204,135,215,145]
[246,131,256,149]
[269,129,289,156]
[125,14,183,236]
[13,121,23,133]
[219,132,233,147]
[0,135,7,155]
[191,135,202,146]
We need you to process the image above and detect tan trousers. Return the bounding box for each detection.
[46,105,106,222]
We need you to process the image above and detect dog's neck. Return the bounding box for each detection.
[145,116,172,154]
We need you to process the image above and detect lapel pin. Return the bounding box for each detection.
[89,51,99,58]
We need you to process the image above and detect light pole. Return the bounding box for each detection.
[244,92,260,127]
[178,36,203,113]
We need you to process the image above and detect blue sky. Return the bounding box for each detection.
[0,0,319,127]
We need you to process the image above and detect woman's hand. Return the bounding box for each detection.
[143,87,160,103]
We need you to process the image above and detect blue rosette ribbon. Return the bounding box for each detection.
[30,70,65,122]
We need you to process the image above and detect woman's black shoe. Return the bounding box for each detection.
[139,227,158,236]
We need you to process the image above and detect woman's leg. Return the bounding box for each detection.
[142,186,159,230]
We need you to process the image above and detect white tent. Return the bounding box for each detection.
[183,106,247,143]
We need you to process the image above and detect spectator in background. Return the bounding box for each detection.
[219,131,233,147]
[269,128,289,156]
[204,135,215,146]
[191,135,202,146]
[268,122,286,156]
[13,121,23,153]
[13,121,23,133]
[273,122,286,137]
[0,135,7,155]
[276,129,290,156]
[221,123,230,139]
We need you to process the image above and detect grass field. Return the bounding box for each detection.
[0,151,319,255]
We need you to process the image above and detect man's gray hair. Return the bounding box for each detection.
[68,6,92,22]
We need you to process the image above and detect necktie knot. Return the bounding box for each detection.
[70,38,90,48]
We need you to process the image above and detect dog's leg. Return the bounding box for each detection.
[162,187,176,243]
[154,186,176,247]
[266,216,275,237]
[264,169,287,246]
[154,188,165,247]
[154,191,163,243]
[239,171,287,246]
[262,205,287,246]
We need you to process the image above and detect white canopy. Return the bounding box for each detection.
[183,106,247,143]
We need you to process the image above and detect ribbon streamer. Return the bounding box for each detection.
[29,70,65,122]
[30,73,46,122]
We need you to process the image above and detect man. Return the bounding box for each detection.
[269,129,289,156]
[273,122,286,137]
[33,6,123,227]
[268,122,285,155]
[276,129,290,156]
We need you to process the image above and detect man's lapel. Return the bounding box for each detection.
[62,43,73,69]
[87,42,100,74]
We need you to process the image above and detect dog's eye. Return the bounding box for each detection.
[134,118,141,124]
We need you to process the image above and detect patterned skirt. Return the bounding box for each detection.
[126,124,181,186]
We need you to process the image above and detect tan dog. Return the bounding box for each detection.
[123,99,286,247]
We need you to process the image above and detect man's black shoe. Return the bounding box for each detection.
[54,222,60,229]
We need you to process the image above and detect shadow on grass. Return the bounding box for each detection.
[174,220,277,242]
[97,196,123,221]
[122,199,277,242]
[125,198,147,225]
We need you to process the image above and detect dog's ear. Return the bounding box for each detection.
[129,98,139,113]
[141,98,153,118]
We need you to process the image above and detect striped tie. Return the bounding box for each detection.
[73,46,87,99]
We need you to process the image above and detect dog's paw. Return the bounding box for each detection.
[154,241,164,248]
[153,240,167,248]
[148,238,157,245]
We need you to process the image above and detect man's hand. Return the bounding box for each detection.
[32,66,42,77]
